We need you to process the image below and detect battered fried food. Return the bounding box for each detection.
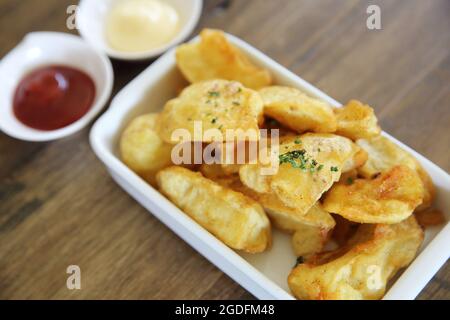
[156,80,264,143]
[214,174,334,231]
[288,216,424,300]
[335,100,381,140]
[120,113,173,186]
[156,166,271,253]
[291,224,330,258]
[323,165,425,224]
[239,134,361,214]
[357,135,435,211]
[217,175,335,257]
[176,29,272,89]
[259,86,337,133]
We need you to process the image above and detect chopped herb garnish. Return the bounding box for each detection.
[206,99,211,104]
[279,149,322,173]
[211,117,217,124]
[346,177,354,185]
[208,91,220,97]
[237,87,242,93]
[232,101,240,106]
[330,166,339,172]
[294,138,301,144]
[317,164,324,171]
[318,148,321,152]
[218,124,223,130]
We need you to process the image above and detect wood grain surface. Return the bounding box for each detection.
[0,0,449,299]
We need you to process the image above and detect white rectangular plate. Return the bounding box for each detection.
[90,33,450,300]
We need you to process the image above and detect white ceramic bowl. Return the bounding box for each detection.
[0,32,113,142]
[77,0,203,61]
[90,33,450,300]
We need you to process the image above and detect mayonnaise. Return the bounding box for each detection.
[105,0,180,53]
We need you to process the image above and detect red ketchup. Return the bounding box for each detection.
[13,65,96,131]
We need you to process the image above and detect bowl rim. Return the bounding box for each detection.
[76,0,203,61]
[0,31,114,142]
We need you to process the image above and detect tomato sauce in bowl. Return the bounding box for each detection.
[13,65,96,131]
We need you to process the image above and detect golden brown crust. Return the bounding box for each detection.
[120,113,173,186]
[259,86,337,133]
[335,100,381,140]
[357,135,435,211]
[156,166,271,253]
[156,80,263,144]
[288,216,424,300]
[176,29,272,89]
[323,165,425,224]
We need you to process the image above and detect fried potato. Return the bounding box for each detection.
[334,100,381,140]
[216,174,334,256]
[199,163,229,180]
[269,134,361,212]
[259,86,337,133]
[323,165,425,224]
[292,225,330,258]
[288,216,424,300]
[239,134,361,214]
[341,148,368,172]
[357,135,435,210]
[156,166,271,253]
[239,163,272,194]
[120,113,173,186]
[156,80,263,144]
[176,29,272,90]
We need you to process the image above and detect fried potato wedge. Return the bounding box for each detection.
[270,134,361,212]
[225,175,335,232]
[357,135,435,210]
[156,166,271,253]
[176,29,272,90]
[288,216,423,300]
[323,165,425,224]
[341,148,368,173]
[157,80,263,143]
[199,163,229,180]
[216,174,335,256]
[120,113,173,186]
[292,225,331,258]
[259,86,337,133]
[415,208,446,227]
[239,134,361,214]
[335,100,381,140]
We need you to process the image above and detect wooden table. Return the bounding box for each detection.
[0,0,449,299]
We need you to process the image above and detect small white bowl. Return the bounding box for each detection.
[0,32,113,142]
[77,0,203,61]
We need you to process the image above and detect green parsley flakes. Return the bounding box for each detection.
[279,149,323,173]
[208,91,220,97]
